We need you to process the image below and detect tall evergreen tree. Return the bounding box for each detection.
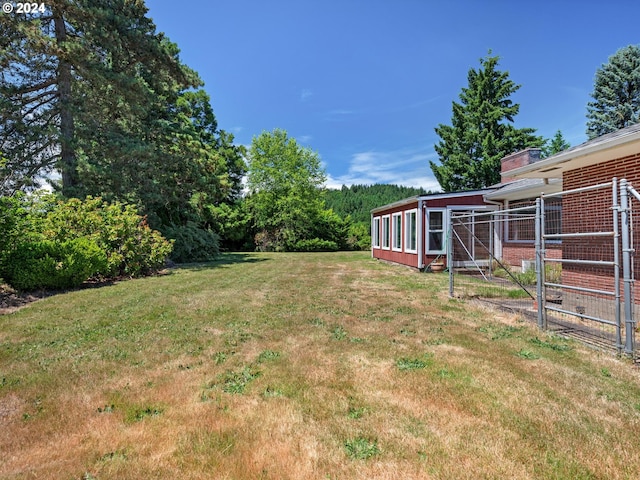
[0,0,199,196]
[586,44,640,139]
[431,53,542,192]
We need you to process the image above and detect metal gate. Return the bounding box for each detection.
[449,178,638,357]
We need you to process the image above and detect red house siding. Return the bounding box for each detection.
[372,201,420,268]
[372,193,491,270]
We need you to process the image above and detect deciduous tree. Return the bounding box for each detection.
[246,129,347,251]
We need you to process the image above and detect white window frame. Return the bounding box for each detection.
[392,212,402,252]
[372,216,381,249]
[404,209,418,254]
[381,214,391,250]
[426,208,447,254]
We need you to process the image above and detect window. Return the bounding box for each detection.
[392,212,402,251]
[381,215,390,249]
[427,209,446,254]
[507,198,561,242]
[405,209,417,253]
[372,217,381,248]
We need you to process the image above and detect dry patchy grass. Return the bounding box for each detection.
[1,251,640,479]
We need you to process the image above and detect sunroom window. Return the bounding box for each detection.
[427,209,446,254]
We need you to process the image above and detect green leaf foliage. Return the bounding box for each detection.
[162,222,220,263]
[323,184,430,251]
[1,238,106,291]
[38,196,173,278]
[586,44,640,139]
[431,53,543,192]
[1,2,246,261]
[246,129,350,251]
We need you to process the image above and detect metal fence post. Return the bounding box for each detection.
[612,178,622,354]
[535,197,545,329]
[448,214,454,297]
[620,179,635,355]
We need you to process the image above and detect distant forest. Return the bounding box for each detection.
[324,184,431,225]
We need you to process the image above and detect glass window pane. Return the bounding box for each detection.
[430,211,443,230]
[429,232,443,251]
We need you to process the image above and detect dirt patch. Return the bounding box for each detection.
[0,285,53,315]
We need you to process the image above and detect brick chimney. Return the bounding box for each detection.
[500,148,542,183]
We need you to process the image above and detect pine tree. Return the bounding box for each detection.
[541,130,570,158]
[0,0,198,196]
[430,53,542,192]
[586,44,640,139]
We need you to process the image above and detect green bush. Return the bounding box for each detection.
[41,197,173,277]
[0,193,31,254]
[1,238,107,290]
[292,238,339,252]
[162,222,220,263]
[346,222,371,251]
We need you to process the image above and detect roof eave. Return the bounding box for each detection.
[505,127,640,180]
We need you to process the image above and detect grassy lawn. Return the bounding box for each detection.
[2,251,640,479]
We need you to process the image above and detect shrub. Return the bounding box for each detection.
[162,222,220,263]
[292,238,339,252]
[0,193,32,254]
[346,222,371,251]
[1,238,107,290]
[41,197,173,277]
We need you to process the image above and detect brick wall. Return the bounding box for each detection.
[562,153,640,302]
[502,243,561,268]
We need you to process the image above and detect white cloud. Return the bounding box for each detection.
[300,89,313,102]
[325,147,442,191]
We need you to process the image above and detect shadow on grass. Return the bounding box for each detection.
[176,252,271,271]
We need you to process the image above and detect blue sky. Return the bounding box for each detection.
[145,0,640,191]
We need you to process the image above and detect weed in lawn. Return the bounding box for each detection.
[331,325,347,341]
[479,324,524,340]
[213,351,228,365]
[344,437,380,459]
[310,317,325,327]
[124,405,163,424]
[396,354,433,371]
[218,366,261,394]
[601,368,612,378]
[257,350,280,363]
[347,406,368,419]
[516,349,540,360]
[261,386,283,398]
[97,404,115,413]
[349,337,364,343]
[400,328,416,336]
[529,337,573,352]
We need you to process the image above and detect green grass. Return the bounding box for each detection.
[1,251,640,479]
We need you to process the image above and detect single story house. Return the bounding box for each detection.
[371,148,562,270]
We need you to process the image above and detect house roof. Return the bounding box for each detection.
[371,188,497,214]
[485,177,562,201]
[505,122,640,180]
